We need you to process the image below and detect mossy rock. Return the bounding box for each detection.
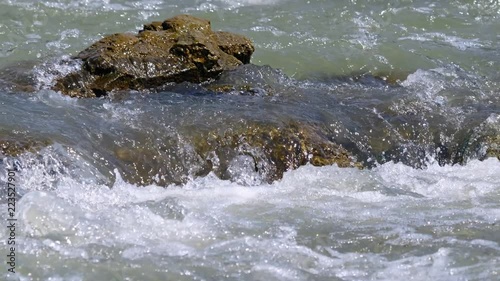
[53,14,255,97]
[0,138,51,157]
[484,135,500,160]
[193,122,362,183]
[106,122,361,186]
[112,139,208,187]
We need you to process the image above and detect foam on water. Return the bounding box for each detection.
[32,56,83,90]
[1,153,499,280]
[220,0,282,6]
[399,33,486,51]
[183,0,284,13]
[1,0,500,279]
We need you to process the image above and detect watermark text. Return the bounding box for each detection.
[6,169,16,274]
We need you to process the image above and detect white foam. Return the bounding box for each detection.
[185,0,284,12]
[373,248,456,280]
[375,158,500,200]
[220,0,283,6]
[400,32,485,51]
[32,55,83,91]
[100,101,145,129]
[3,147,500,280]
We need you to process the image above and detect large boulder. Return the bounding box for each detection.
[53,15,255,97]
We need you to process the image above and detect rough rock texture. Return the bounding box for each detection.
[108,122,361,186]
[0,138,51,158]
[193,122,362,183]
[481,135,500,160]
[111,134,206,187]
[53,14,255,97]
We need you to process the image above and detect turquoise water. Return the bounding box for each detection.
[2,0,500,79]
[0,0,499,280]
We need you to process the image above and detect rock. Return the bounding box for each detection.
[465,133,500,161]
[0,137,51,158]
[107,121,361,187]
[111,134,207,186]
[214,31,254,64]
[192,122,362,183]
[485,135,500,160]
[53,14,255,97]
[142,21,164,32]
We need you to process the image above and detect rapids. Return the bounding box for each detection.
[0,0,499,280]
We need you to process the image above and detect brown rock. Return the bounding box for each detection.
[53,14,255,97]
[105,121,361,187]
[214,31,255,64]
[0,138,51,157]
[193,122,362,183]
[142,21,163,31]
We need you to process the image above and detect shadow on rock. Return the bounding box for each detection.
[52,15,254,98]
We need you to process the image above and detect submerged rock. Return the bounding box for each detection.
[0,61,37,93]
[52,14,254,97]
[193,122,362,183]
[485,136,500,160]
[108,121,361,186]
[0,137,51,158]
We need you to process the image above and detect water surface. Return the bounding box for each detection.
[0,0,499,280]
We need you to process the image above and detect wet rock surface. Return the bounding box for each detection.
[108,121,361,186]
[53,15,254,97]
[0,137,51,158]
[0,16,499,189]
[486,136,500,160]
[193,122,362,184]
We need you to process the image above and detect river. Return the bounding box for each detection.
[0,0,499,280]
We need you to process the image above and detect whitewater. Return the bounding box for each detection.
[0,0,499,280]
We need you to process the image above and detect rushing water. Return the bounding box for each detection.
[1,0,500,280]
